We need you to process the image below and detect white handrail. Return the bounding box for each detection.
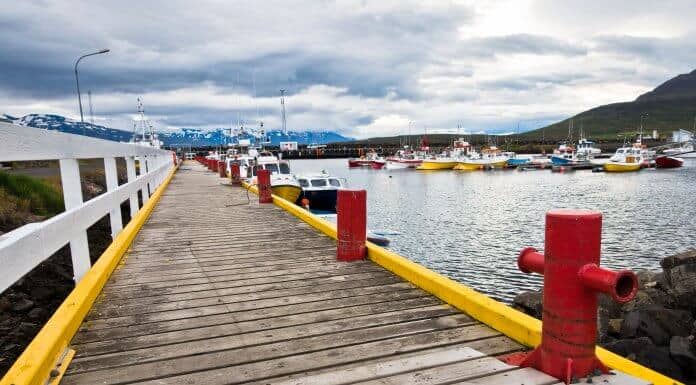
[0,122,176,293]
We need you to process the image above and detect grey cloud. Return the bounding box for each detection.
[455,34,587,58]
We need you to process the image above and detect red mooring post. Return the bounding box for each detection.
[336,190,367,262]
[218,161,226,177]
[511,209,638,384]
[212,160,219,173]
[207,159,213,170]
[257,169,272,204]
[230,163,241,185]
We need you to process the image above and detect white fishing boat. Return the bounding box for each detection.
[296,171,346,211]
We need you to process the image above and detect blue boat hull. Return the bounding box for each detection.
[550,156,573,165]
[507,158,530,167]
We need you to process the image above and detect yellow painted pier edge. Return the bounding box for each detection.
[0,165,179,385]
[243,180,681,385]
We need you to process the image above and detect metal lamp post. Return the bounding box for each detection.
[74,49,110,133]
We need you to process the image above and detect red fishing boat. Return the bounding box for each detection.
[348,150,385,168]
[655,155,684,168]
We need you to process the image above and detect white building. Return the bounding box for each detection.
[672,129,693,143]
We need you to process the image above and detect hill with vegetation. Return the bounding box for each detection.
[521,69,696,142]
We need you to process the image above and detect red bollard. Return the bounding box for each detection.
[207,159,212,170]
[230,163,241,185]
[212,160,218,173]
[218,161,226,177]
[336,190,367,261]
[172,153,177,165]
[257,169,272,204]
[513,210,637,384]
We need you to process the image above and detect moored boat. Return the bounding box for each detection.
[454,146,508,170]
[348,150,385,168]
[604,146,644,173]
[250,151,303,202]
[296,172,345,212]
[416,158,458,170]
[655,155,684,169]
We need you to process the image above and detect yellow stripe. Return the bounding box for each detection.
[242,180,681,385]
[1,165,179,385]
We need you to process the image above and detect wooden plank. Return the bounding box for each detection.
[74,300,451,356]
[449,367,559,385]
[71,308,466,373]
[76,289,434,342]
[265,347,487,385]
[63,322,500,384]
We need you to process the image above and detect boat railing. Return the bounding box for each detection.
[0,122,176,294]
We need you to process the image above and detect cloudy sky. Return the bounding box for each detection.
[1,0,695,138]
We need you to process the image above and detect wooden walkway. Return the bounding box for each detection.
[60,162,645,385]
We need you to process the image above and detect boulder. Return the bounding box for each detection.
[669,336,696,376]
[661,248,696,308]
[26,307,46,321]
[621,309,671,345]
[634,346,685,382]
[603,336,654,356]
[29,286,55,301]
[11,298,34,313]
[512,290,543,319]
[636,270,665,289]
[607,318,623,336]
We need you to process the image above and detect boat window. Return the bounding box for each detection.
[264,164,279,174]
[328,178,341,187]
[298,179,309,187]
[311,179,328,187]
[252,165,262,176]
[279,163,291,174]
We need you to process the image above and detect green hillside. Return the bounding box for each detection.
[522,70,696,141]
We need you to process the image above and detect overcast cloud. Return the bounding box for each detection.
[1,0,695,138]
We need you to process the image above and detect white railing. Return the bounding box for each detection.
[0,122,175,293]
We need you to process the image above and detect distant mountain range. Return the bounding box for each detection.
[522,69,696,141]
[0,113,354,146]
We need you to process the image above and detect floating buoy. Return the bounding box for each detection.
[301,198,310,210]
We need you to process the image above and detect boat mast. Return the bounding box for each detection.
[88,90,94,125]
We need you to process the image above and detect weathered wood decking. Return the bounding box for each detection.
[60,162,645,385]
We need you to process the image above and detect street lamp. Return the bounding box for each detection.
[74,49,110,130]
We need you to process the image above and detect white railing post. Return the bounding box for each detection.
[126,156,139,217]
[143,156,151,202]
[58,158,91,282]
[104,157,123,238]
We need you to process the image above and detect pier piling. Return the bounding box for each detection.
[257,169,272,203]
[336,189,367,261]
[230,163,241,185]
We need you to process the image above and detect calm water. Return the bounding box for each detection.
[290,158,696,302]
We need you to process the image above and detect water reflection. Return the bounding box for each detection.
[291,158,696,302]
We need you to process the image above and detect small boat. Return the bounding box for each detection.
[576,138,601,157]
[550,143,576,165]
[348,150,385,168]
[250,152,303,201]
[604,146,644,173]
[296,172,345,212]
[416,158,458,170]
[655,155,684,169]
[663,143,696,158]
[504,152,531,167]
[386,147,424,169]
[454,146,508,170]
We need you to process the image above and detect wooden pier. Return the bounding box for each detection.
[51,162,644,385]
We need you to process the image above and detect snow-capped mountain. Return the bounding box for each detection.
[2,114,353,146]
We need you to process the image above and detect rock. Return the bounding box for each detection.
[12,322,39,339]
[608,318,623,336]
[621,309,671,345]
[636,270,663,289]
[669,336,696,375]
[29,286,55,301]
[661,248,696,308]
[512,290,543,319]
[0,297,10,312]
[26,307,46,321]
[604,337,654,356]
[11,298,34,313]
[634,346,685,382]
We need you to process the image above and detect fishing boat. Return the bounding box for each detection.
[348,150,385,168]
[245,151,303,202]
[295,172,345,212]
[655,155,684,169]
[454,146,508,170]
[504,152,531,167]
[604,146,644,172]
[576,138,601,157]
[386,146,424,169]
[550,143,576,165]
[416,157,458,170]
[663,143,696,158]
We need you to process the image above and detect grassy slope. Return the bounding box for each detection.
[0,171,64,231]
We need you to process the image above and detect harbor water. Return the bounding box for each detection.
[291,158,696,302]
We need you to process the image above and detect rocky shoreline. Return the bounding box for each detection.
[513,248,696,384]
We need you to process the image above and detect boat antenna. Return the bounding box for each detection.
[280,89,287,136]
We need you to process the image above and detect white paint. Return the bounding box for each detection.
[59,158,91,281]
[104,157,123,238]
[0,122,174,293]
